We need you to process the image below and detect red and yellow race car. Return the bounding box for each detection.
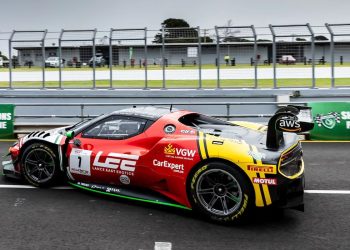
[2,106,313,223]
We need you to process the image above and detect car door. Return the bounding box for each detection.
[66,115,151,186]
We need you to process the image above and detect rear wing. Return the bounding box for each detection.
[266,105,314,149]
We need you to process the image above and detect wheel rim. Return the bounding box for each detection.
[24,148,55,183]
[196,169,242,216]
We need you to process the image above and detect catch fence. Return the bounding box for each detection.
[0,23,350,89]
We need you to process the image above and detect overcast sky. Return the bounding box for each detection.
[1,0,349,30]
[0,0,349,54]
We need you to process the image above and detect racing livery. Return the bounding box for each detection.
[2,106,314,223]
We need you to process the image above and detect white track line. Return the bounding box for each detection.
[304,190,350,194]
[154,242,172,250]
[0,185,350,194]
[0,185,73,189]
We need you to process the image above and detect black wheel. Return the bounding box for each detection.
[188,162,253,224]
[21,143,61,187]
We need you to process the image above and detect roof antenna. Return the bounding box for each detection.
[170,104,173,112]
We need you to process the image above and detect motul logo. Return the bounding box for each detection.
[93,151,139,172]
[252,177,277,185]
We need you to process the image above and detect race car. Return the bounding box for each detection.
[2,106,314,223]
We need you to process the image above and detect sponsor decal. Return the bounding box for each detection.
[277,116,301,132]
[314,112,342,129]
[77,182,120,193]
[164,124,176,134]
[69,148,92,176]
[180,129,196,135]
[119,175,130,185]
[164,144,176,155]
[247,165,276,174]
[153,159,184,174]
[92,151,139,176]
[252,177,277,185]
[106,187,121,193]
[248,151,266,161]
[164,144,196,160]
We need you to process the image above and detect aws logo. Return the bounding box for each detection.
[277,117,301,132]
[164,144,196,158]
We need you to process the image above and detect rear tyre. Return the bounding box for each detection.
[188,162,253,224]
[21,143,61,187]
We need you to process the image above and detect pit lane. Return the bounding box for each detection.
[0,141,349,250]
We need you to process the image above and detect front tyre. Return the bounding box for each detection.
[189,162,252,224]
[21,143,61,187]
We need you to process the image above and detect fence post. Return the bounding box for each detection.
[161,25,166,89]
[41,29,48,89]
[252,25,258,88]
[198,26,202,89]
[58,29,63,89]
[109,28,113,89]
[144,27,148,89]
[8,31,15,89]
[325,23,335,88]
[80,104,84,121]
[306,23,315,88]
[92,29,97,89]
[226,104,230,121]
[215,26,220,89]
[269,25,277,88]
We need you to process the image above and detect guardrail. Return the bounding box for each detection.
[12,101,308,135]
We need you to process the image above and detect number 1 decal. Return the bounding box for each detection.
[78,156,82,168]
[69,149,92,176]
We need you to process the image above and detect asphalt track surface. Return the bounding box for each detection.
[0,141,349,250]
[2,67,350,81]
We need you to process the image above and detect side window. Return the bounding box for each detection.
[82,116,147,139]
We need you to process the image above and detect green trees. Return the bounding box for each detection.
[153,18,213,43]
[0,51,8,60]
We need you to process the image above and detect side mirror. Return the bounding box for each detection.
[66,131,75,139]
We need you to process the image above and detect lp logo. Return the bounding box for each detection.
[93,151,139,172]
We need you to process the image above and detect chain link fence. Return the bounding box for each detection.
[1,23,350,89]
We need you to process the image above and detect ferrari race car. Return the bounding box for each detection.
[2,106,314,223]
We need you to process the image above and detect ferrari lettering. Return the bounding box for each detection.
[252,177,277,185]
[93,151,139,172]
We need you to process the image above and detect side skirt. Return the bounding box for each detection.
[69,181,191,210]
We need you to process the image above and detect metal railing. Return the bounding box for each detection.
[12,101,307,122]
[1,23,350,89]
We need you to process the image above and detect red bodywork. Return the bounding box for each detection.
[66,110,200,207]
